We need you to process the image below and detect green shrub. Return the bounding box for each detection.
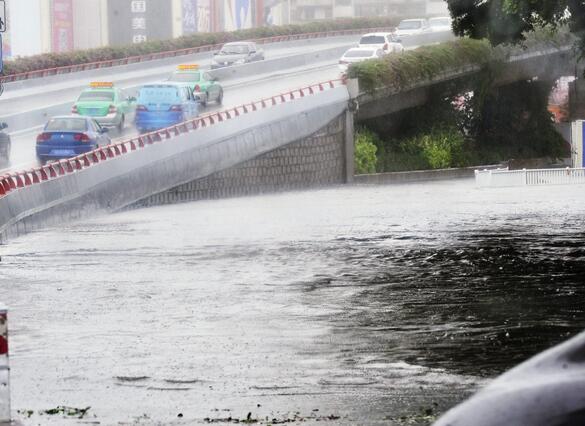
[354,128,379,174]
[366,126,469,172]
[3,17,401,77]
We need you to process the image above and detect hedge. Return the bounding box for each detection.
[3,17,401,77]
[347,26,575,94]
[347,38,494,94]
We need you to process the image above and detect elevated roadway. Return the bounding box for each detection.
[1,31,455,175]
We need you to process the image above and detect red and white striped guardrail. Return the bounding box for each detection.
[0,306,9,423]
[0,79,345,199]
[0,27,392,84]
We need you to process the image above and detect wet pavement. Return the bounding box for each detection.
[1,178,585,425]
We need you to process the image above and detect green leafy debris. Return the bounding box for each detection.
[41,406,91,419]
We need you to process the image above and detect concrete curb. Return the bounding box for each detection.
[353,164,506,184]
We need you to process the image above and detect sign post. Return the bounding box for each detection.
[0,1,5,33]
[0,0,5,97]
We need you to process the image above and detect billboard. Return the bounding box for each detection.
[107,0,173,46]
[182,0,197,34]
[197,0,211,32]
[182,0,211,33]
[1,0,10,58]
[223,0,252,31]
[52,0,74,52]
[9,0,43,57]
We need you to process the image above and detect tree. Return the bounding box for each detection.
[446,0,585,46]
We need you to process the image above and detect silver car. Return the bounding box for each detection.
[211,42,265,69]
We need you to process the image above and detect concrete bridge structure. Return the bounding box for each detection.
[0,34,580,243]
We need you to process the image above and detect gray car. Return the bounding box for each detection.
[211,42,265,69]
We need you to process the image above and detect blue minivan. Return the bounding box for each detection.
[134,83,199,133]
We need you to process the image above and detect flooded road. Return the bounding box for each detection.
[1,179,585,425]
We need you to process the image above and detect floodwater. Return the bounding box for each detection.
[1,179,585,425]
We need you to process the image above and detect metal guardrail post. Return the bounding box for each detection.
[0,305,9,424]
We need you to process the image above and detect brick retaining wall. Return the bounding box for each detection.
[131,113,347,208]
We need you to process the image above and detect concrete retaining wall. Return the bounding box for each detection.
[132,113,347,207]
[0,87,350,243]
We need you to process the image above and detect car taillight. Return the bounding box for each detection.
[169,105,183,112]
[36,133,51,143]
[108,105,117,114]
[136,105,148,112]
[73,133,91,142]
[339,60,348,64]
[71,105,78,114]
[193,84,201,92]
[383,43,389,51]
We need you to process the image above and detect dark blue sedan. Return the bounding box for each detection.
[36,115,110,164]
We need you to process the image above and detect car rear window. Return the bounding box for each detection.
[398,20,422,29]
[78,91,115,102]
[220,44,249,54]
[46,118,88,132]
[344,49,376,58]
[430,18,451,27]
[359,35,385,45]
[138,85,181,103]
[168,72,201,82]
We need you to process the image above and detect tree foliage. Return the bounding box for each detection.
[446,0,585,46]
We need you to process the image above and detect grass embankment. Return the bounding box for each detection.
[4,17,400,77]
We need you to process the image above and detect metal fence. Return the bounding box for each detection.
[475,167,585,187]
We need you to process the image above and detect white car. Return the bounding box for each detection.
[358,32,404,54]
[395,18,431,38]
[338,47,385,73]
[429,16,452,32]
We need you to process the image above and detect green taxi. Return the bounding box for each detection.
[71,82,136,132]
[167,64,223,107]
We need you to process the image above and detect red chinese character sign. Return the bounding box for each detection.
[52,0,74,52]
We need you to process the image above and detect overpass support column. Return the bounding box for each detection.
[344,109,355,183]
[569,79,585,121]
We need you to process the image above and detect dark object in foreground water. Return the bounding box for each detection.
[434,330,585,426]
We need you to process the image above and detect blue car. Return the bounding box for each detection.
[36,115,110,164]
[134,83,199,133]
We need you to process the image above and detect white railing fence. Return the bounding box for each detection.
[475,167,585,187]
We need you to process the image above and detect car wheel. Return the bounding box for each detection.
[217,89,223,105]
[0,142,9,162]
[117,115,125,133]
